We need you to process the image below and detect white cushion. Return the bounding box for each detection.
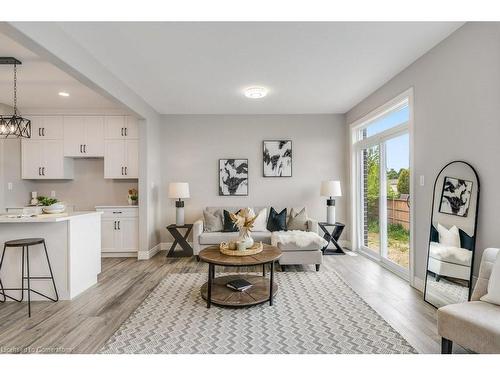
[199,231,272,245]
[481,252,500,306]
[429,242,472,267]
[437,223,460,248]
[249,207,267,232]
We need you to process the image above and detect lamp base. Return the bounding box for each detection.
[326,198,336,225]
[175,200,185,226]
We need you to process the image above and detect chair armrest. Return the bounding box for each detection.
[471,248,500,300]
[192,218,204,255]
[307,218,319,234]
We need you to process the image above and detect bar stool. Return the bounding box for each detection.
[0,238,59,317]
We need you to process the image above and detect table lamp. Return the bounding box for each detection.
[320,180,342,225]
[168,182,190,226]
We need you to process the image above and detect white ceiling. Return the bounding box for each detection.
[58,22,463,114]
[0,32,120,112]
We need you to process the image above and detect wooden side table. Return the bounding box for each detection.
[166,224,193,257]
[318,222,345,255]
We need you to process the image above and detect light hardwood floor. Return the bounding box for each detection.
[0,250,466,354]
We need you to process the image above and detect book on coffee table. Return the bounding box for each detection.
[226,278,253,292]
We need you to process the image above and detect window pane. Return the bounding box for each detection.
[361,104,409,139]
[362,145,380,253]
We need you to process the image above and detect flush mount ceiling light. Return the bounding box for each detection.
[58,91,70,97]
[244,86,268,99]
[0,57,31,138]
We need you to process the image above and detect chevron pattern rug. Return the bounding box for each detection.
[100,272,417,354]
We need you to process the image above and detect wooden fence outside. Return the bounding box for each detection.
[387,198,410,230]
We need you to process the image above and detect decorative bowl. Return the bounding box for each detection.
[42,202,66,214]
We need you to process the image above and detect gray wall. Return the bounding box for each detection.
[346,22,500,282]
[1,139,137,211]
[160,114,347,242]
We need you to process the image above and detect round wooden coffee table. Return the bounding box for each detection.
[199,244,282,308]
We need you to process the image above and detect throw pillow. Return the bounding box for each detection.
[222,209,239,232]
[459,228,475,251]
[287,207,308,231]
[430,224,439,243]
[249,208,268,232]
[437,223,460,248]
[267,207,287,232]
[480,252,500,306]
[203,209,223,232]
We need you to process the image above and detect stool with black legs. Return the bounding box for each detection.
[0,238,59,317]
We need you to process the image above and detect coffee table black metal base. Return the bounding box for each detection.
[166,224,193,257]
[318,222,345,255]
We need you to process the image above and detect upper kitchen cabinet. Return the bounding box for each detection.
[64,116,105,157]
[29,116,64,140]
[104,116,139,139]
[22,140,74,179]
[104,139,139,179]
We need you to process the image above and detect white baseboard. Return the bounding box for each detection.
[138,243,162,260]
[102,252,138,258]
[413,276,425,293]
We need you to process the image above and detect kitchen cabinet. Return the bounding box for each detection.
[21,140,74,179]
[29,116,64,140]
[63,116,104,157]
[105,116,139,139]
[104,139,139,179]
[96,207,139,255]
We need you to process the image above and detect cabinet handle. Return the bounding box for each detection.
[84,144,87,153]
[113,211,122,214]
[80,144,83,153]
[125,128,128,137]
[38,128,41,137]
[114,221,117,230]
[121,127,124,137]
[38,167,41,176]
[125,166,128,175]
[42,128,45,137]
[42,167,45,176]
[117,221,120,230]
[121,166,124,175]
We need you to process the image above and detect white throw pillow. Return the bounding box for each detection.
[480,252,500,305]
[250,208,268,232]
[437,223,460,248]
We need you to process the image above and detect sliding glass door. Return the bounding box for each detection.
[354,95,411,278]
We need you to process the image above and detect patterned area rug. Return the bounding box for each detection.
[100,272,417,354]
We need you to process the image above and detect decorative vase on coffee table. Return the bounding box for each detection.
[238,227,254,249]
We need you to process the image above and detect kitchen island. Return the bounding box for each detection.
[0,211,102,301]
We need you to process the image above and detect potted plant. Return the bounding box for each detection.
[38,196,66,214]
[128,189,138,205]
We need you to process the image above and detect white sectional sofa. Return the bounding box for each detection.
[192,206,322,269]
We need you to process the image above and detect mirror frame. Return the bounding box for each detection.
[423,160,480,308]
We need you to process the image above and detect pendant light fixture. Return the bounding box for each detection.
[0,57,31,138]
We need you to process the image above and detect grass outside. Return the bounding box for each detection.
[367,221,409,269]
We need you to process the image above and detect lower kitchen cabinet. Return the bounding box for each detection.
[96,206,139,256]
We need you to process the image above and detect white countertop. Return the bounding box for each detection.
[0,211,102,223]
[95,205,138,209]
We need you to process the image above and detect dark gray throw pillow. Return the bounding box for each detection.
[267,207,287,232]
[222,209,239,232]
[287,207,308,231]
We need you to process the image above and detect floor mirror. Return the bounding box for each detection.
[424,160,480,308]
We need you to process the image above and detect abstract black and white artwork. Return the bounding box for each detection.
[219,159,248,196]
[439,176,473,217]
[263,140,292,177]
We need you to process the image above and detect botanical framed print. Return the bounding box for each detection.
[439,176,473,217]
[263,140,292,177]
[219,159,248,196]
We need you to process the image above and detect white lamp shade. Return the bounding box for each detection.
[321,180,342,197]
[168,182,190,199]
